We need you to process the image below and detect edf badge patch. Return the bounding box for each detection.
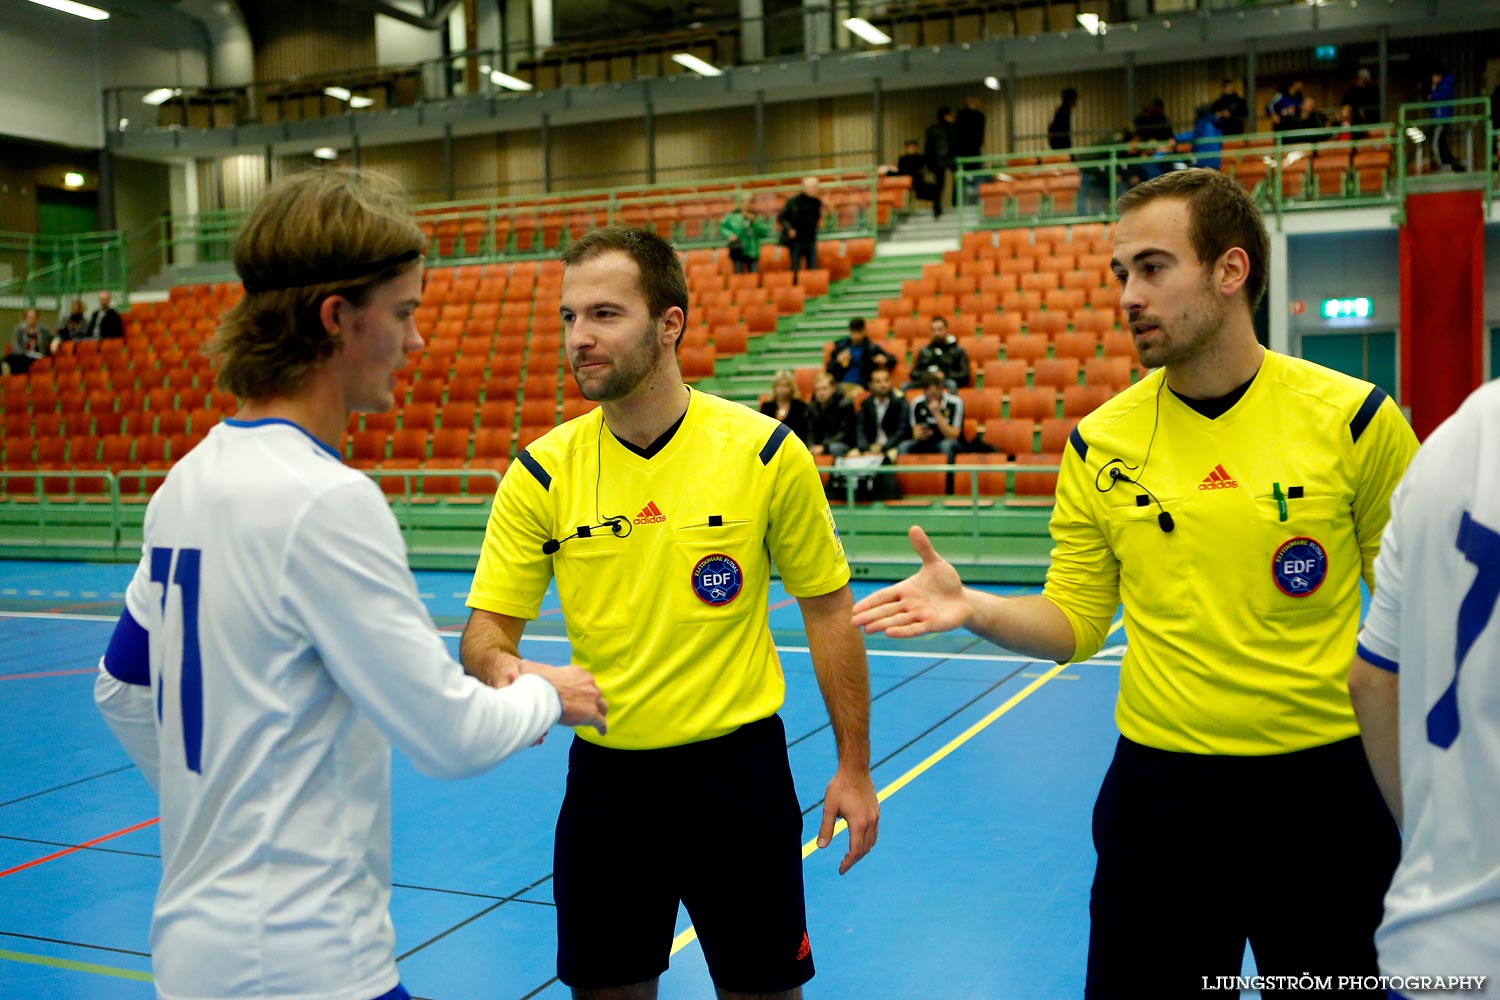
[692,553,743,606]
[1272,537,1328,597]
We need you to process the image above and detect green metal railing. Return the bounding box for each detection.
[0,231,129,307]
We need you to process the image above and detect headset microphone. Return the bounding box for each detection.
[1107,466,1175,534]
[541,516,628,555]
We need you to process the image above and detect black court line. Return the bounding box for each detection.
[0,929,151,959]
[785,637,989,751]
[392,880,557,907]
[0,764,137,810]
[518,976,559,1000]
[395,872,555,964]
[0,833,160,860]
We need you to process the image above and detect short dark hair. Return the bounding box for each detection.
[1062,87,1078,101]
[560,226,690,335]
[936,105,952,119]
[920,370,945,389]
[848,317,866,332]
[1116,168,1270,311]
[930,315,948,329]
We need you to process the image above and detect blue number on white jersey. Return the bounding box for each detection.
[1428,512,1500,749]
[151,546,205,772]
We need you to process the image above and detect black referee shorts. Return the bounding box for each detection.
[553,714,815,994]
[1085,735,1399,999]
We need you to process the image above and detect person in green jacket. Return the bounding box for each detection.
[719,197,773,274]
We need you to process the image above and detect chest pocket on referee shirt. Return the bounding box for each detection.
[1104,496,1189,617]
[555,535,632,633]
[671,519,759,624]
[1250,492,1356,617]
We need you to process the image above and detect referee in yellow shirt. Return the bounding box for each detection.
[461,228,879,1000]
[854,169,1418,997]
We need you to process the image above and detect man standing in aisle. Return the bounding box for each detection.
[462,227,879,1000]
[853,168,1417,998]
[778,177,824,277]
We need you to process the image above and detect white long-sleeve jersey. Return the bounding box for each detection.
[1358,381,1500,995]
[95,418,560,1000]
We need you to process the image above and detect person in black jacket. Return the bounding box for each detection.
[807,372,856,458]
[826,318,897,393]
[81,290,124,340]
[758,370,810,443]
[1210,79,1249,135]
[924,107,956,218]
[1048,88,1078,150]
[952,96,987,206]
[853,368,911,464]
[905,316,971,390]
[777,177,824,276]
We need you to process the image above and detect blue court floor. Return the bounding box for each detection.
[0,559,1261,998]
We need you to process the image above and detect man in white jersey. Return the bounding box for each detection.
[1350,380,1500,999]
[93,170,606,1000]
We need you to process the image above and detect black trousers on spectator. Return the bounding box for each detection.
[789,238,817,275]
[1086,735,1398,1000]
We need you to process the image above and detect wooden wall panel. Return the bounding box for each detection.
[656,107,757,183]
[244,0,377,81]
[217,155,267,212]
[359,141,445,201]
[551,118,647,191]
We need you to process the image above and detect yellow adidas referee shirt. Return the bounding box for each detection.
[469,388,851,750]
[1042,351,1418,755]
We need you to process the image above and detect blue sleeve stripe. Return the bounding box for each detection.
[1350,386,1389,444]
[759,421,792,465]
[1068,426,1088,462]
[1357,641,1399,674]
[104,608,151,686]
[517,449,551,491]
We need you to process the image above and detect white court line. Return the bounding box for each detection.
[0,612,118,623]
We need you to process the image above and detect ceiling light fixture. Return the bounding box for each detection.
[25,0,110,20]
[489,69,534,91]
[1077,13,1106,35]
[984,76,1001,91]
[842,17,892,45]
[142,88,180,106]
[312,147,338,160]
[671,52,722,77]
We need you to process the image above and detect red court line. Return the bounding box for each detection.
[0,668,97,682]
[768,597,797,611]
[0,818,159,880]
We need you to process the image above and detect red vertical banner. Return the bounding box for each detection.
[1398,189,1486,440]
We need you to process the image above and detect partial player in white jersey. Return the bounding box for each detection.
[1349,379,1500,999]
[93,170,606,1000]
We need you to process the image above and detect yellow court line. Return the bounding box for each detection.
[0,948,152,982]
[670,658,1073,957]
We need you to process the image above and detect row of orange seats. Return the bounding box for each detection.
[816,451,1061,500]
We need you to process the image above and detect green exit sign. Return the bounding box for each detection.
[1321,297,1372,319]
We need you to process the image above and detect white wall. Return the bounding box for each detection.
[376,1,444,66]
[0,0,209,148]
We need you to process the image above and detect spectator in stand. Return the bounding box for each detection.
[852,368,910,465]
[56,297,86,341]
[1427,67,1461,170]
[759,370,810,443]
[1295,95,1330,141]
[1133,98,1174,143]
[1267,79,1305,131]
[777,177,825,277]
[952,95,987,206]
[924,106,957,219]
[882,140,938,216]
[1340,68,1380,127]
[1211,79,1249,136]
[899,371,965,461]
[81,290,123,340]
[5,307,51,375]
[1180,104,1223,171]
[1048,88,1079,151]
[719,197,772,274]
[906,316,970,390]
[807,372,857,459]
[827,317,897,393]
